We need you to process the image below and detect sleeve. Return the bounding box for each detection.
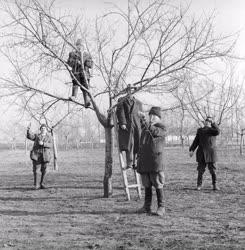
[140,116,148,129]
[207,123,220,136]
[148,123,167,138]
[83,52,93,68]
[43,136,52,148]
[189,130,199,152]
[116,98,127,126]
[67,52,75,68]
[26,129,36,141]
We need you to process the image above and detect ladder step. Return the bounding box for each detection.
[127,184,141,188]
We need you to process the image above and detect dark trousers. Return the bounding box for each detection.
[125,123,140,167]
[71,74,90,106]
[32,161,48,186]
[197,162,217,186]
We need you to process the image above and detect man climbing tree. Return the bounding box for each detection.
[67,39,93,107]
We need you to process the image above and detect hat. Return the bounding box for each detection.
[149,106,161,119]
[126,84,137,92]
[40,124,47,130]
[75,39,85,48]
[205,116,212,122]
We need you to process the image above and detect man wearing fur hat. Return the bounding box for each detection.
[189,116,220,191]
[137,106,167,216]
[27,124,52,190]
[67,39,93,108]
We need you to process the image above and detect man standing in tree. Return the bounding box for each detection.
[67,39,93,108]
[189,116,220,191]
[116,85,142,169]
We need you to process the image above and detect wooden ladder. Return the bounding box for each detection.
[113,111,142,201]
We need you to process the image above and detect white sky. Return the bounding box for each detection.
[55,0,245,75]
[0,0,245,138]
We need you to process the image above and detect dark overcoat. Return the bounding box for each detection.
[189,123,220,163]
[27,130,52,163]
[116,96,142,153]
[137,121,167,174]
[67,50,92,83]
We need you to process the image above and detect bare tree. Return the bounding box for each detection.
[0,0,235,197]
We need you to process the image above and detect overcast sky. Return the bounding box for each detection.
[55,0,245,56]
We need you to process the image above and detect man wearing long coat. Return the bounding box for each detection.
[137,106,167,216]
[189,117,220,191]
[116,93,142,169]
[27,124,52,189]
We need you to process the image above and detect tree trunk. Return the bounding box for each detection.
[103,126,113,197]
[180,135,184,148]
[240,133,243,155]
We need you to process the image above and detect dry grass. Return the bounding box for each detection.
[0,147,244,250]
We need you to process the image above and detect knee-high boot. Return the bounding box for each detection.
[137,187,152,214]
[210,169,219,190]
[197,171,204,188]
[40,170,46,189]
[156,188,165,216]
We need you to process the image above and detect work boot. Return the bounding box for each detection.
[137,187,152,214]
[85,101,91,108]
[156,188,165,216]
[197,171,204,188]
[40,170,47,189]
[40,184,46,189]
[69,96,76,101]
[213,184,220,191]
[210,171,218,191]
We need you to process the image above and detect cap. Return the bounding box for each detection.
[149,106,161,119]
[40,124,47,130]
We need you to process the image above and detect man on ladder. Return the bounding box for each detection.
[116,85,142,170]
[114,84,142,200]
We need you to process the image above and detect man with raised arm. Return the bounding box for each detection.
[27,124,52,190]
[189,116,220,191]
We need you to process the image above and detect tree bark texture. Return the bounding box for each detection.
[103,126,113,197]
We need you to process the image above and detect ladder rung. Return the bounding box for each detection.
[127,184,141,188]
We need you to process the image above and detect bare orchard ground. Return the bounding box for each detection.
[0,147,244,250]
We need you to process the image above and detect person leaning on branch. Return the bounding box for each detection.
[27,124,52,190]
[137,107,167,217]
[67,39,93,108]
[189,116,220,191]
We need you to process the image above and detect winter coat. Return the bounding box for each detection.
[27,130,52,163]
[67,50,93,80]
[189,123,220,163]
[137,121,167,174]
[116,96,142,152]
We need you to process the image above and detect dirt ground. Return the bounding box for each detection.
[0,147,244,250]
